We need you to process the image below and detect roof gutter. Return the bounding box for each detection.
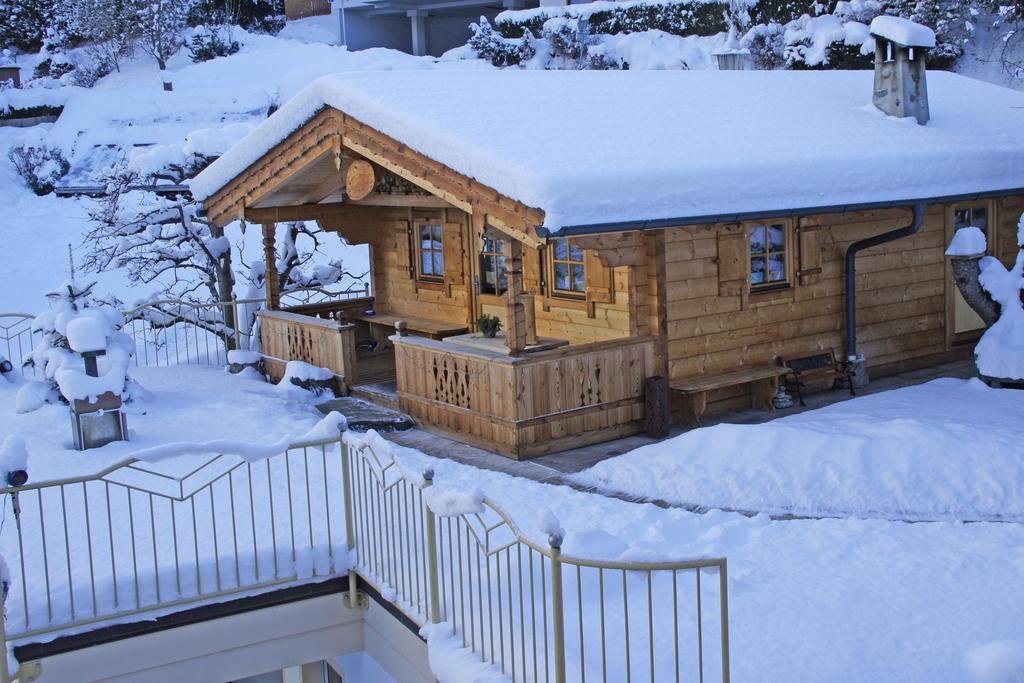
[535,188,1024,238]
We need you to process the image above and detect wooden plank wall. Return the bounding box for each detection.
[662,203,962,416]
[394,336,658,458]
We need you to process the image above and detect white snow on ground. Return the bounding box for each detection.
[574,378,1024,521]
[2,366,1023,681]
[0,364,327,482]
[192,69,1024,231]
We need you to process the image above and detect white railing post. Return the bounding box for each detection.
[720,560,731,683]
[549,533,567,683]
[340,440,367,610]
[423,468,441,625]
[230,297,242,352]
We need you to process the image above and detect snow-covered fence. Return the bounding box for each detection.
[0,432,729,682]
[0,284,370,374]
[343,434,731,682]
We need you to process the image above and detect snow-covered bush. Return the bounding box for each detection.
[744,21,787,68]
[0,0,56,52]
[468,17,535,66]
[55,0,138,76]
[32,56,76,82]
[7,145,70,196]
[188,25,241,62]
[17,278,137,413]
[189,0,286,34]
[973,216,1024,381]
[494,0,742,41]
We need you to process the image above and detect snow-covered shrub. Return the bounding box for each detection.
[55,0,138,76]
[189,0,286,34]
[32,56,76,81]
[0,0,56,52]
[545,16,595,66]
[973,216,1024,381]
[468,17,536,66]
[17,278,137,413]
[744,21,787,68]
[7,145,70,195]
[188,25,241,62]
[494,0,741,41]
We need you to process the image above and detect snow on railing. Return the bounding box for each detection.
[0,284,370,375]
[0,431,730,682]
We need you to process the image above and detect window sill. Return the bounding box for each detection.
[749,283,795,306]
[415,279,447,292]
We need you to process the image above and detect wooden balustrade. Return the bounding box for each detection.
[259,309,358,390]
[394,335,660,458]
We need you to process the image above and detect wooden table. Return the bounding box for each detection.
[350,312,467,342]
[443,332,569,355]
[670,365,790,427]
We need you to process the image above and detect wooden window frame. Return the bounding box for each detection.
[748,220,794,293]
[545,237,587,301]
[478,235,507,301]
[414,219,445,284]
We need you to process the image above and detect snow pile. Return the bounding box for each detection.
[0,85,77,115]
[869,15,937,48]
[191,69,1024,231]
[420,623,510,683]
[281,360,333,382]
[226,349,262,365]
[575,378,1024,521]
[425,487,485,517]
[964,641,1024,683]
[946,226,988,257]
[494,0,741,27]
[781,11,874,67]
[975,220,1024,379]
[0,436,29,486]
[65,315,108,352]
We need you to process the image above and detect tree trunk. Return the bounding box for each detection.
[158,58,172,92]
[949,255,1000,327]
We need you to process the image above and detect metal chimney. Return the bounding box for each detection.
[869,16,934,125]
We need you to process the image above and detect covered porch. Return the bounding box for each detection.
[201,108,664,458]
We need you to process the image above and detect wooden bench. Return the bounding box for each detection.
[349,312,468,342]
[670,365,790,427]
[779,348,855,407]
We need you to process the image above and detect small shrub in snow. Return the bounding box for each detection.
[468,17,535,66]
[744,21,787,69]
[17,278,137,412]
[32,56,76,82]
[7,145,70,196]
[188,25,241,62]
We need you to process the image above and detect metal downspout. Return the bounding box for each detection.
[844,201,928,360]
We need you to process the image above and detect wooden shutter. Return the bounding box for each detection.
[442,222,465,285]
[798,225,823,286]
[717,224,749,297]
[395,220,413,279]
[584,249,614,303]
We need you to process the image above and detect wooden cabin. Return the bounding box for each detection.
[193,69,1024,458]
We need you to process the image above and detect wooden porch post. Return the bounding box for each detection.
[504,239,529,355]
[262,222,281,310]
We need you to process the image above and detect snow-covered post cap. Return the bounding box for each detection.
[869,16,936,49]
[66,316,109,354]
[945,227,988,260]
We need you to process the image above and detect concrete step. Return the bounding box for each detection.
[349,382,401,412]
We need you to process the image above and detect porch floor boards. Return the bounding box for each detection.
[381,358,977,513]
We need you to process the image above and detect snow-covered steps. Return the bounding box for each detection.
[317,395,413,432]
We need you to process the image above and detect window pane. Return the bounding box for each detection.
[571,264,586,292]
[483,237,494,253]
[433,251,444,274]
[553,239,568,261]
[751,256,766,285]
[749,225,767,255]
[768,225,786,251]
[569,243,584,263]
[497,256,507,293]
[421,250,433,275]
[954,209,971,230]
[974,207,988,232]
[769,254,786,282]
[554,263,570,290]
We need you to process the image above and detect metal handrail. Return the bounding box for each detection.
[0,431,729,683]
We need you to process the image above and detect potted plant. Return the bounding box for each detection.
[475,314,502,339]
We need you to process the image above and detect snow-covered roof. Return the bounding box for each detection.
[869,16,936,49]
[191,70,1024,232]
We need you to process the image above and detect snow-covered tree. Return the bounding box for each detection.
[138,0,192,91]
[16,278,137,413]
[0,0,55,52]
[55,0,139,76]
